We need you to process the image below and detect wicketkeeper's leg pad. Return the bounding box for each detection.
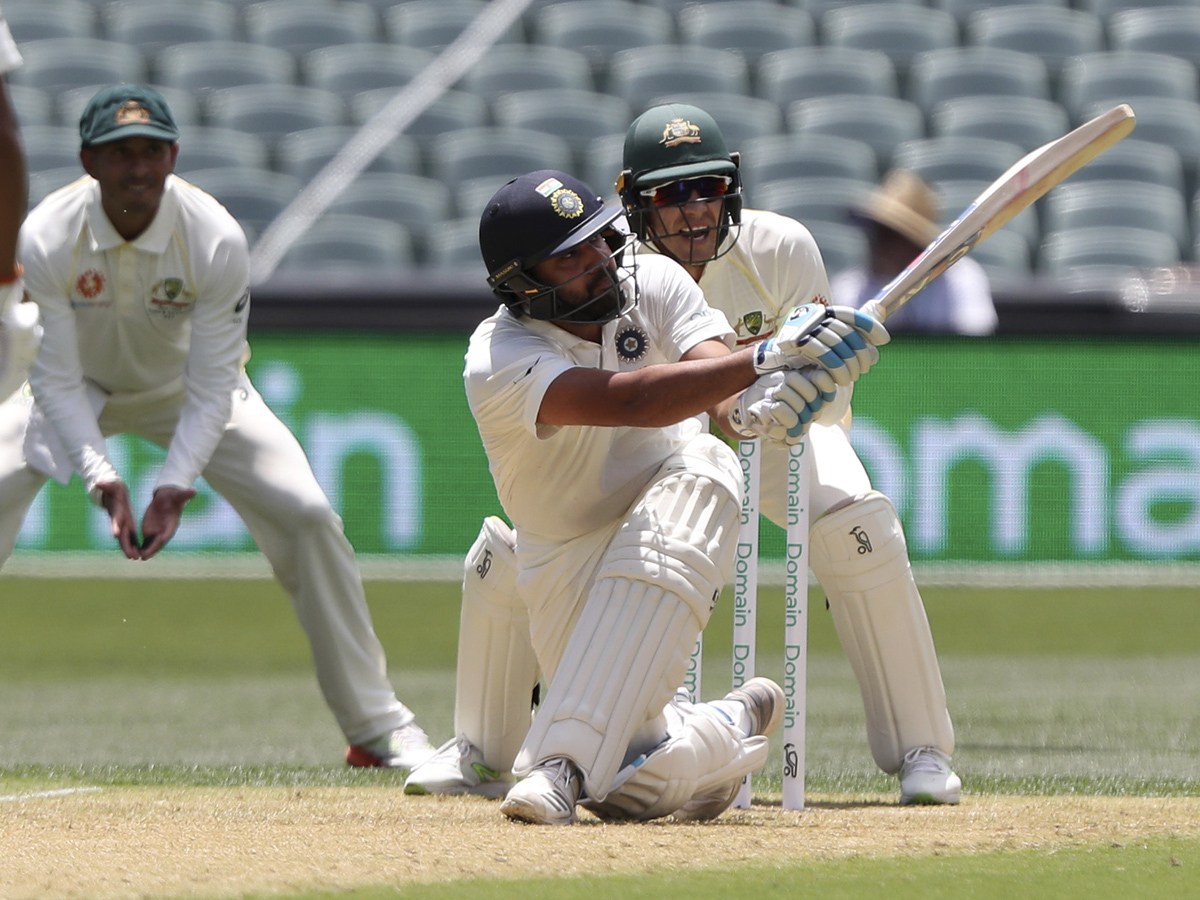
[809,492,954,773]
[514,457,741,802]
[454,516,540,774]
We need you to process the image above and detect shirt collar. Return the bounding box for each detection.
[84,175,181,254]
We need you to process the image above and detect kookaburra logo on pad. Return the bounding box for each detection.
[850,526,872,554]
[476,548,493,579]
[660,118,701,147]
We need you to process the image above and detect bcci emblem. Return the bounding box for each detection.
[660,117,701,148]
[550,188,584,218]
[615,326,648,362]
[742,311,764,336]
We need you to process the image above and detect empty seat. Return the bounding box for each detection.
[8,38,145,94]
[1039,225,1179,275]
[304,44,434,98]
[805,220,869,276]
[1084,97,1200,174]
[908,47,1050,113]
[428,126,574,187]
[349,88,488,143]
[386,0,523,53]
[57,83,200,129]
[740,133,878,195]
[788,94,924,169]
[798,0,926,17]
[892,135,1025,182]
[965,6,1104,73]
[677,1,815,63]
[104,0,237,57]
[935,178,1039,250]
[1043,180,1190,253]
[2,0,96,41]
[280,214,415,271]
[533,1,674,72]
[327,172,451,230]
[820,4,959,76]
[1080,0,1200,20]
[754,175,876,228]
[1108,7,1200,68]
[606,45,750,111]
[19,126,82,174]
[460,45,594,100]
[28,167,88,207]
[181,167,302,239]
[1059,51,1199,120]
[205,85,345,144]
[931,95,1069,151]
[455,175,522,219]
[423,217,487,272]
[1056,137,1185,194]
[5,85,57,126]
[969,228,1032,278]
[933,0,1069,26]
[757,46,898,105]
[583,132,627,200]
[643,93,781,147]
[244,0,379,55]
[275,127,421,181]
[157,41,296,93]
[492,89,630,158]
[174,127,271,176]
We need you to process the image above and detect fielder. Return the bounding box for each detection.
[617,103,960,804]
[0,8,41,403]
[0,84,434,771]
[406,168,888,824]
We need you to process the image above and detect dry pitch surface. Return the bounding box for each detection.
[4,788,1199,899]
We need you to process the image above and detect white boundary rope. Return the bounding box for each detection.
[247,0,535,284]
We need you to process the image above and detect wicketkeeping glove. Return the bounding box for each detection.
[0,277,42,403]
[728,367,837,445]
[753,303,890,385]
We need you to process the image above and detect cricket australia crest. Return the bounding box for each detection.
[660,117,701,148]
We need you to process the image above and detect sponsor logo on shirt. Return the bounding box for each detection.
[71,269,110,307]
[149,277,195,319]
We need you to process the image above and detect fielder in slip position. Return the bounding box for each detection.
[0,84,434,772]
[618,103,961,805]
[405,168,888,824]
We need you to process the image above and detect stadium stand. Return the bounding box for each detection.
[1107,6,1200,67]
[739,133,879,193]
[907,47,1051,113]
[930,95,1071,152]
[964,6,1105,73]
[3,0,97,42]
[788,94,924,169]
[243,0,380,56]
[156,41,297,94]
[606,44,750,109]
[820,4,959,79]
[1040,225,1181,275]
[303,44,435,98]
[1044,180,1191,254]
[275,126,422,181]
[676,1,815,63]
[891,135,1025,183]
[278,214,415,271]
[1058,51,1199,120]
[103,0,239,57]
[757,46,899,105]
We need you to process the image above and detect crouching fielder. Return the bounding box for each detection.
[410,170,885,824]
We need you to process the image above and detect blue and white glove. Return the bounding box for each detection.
[0,278,41,404]
[728,367,837,445]
[753,303,890,385]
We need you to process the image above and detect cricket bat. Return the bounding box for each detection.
[864,104,1136,322]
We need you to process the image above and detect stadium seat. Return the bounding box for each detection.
[931,96,1070,152]
[757,46,898,106]
[204,85,346,144]
[740,133,878,195]
[676,1,815,64]
[2,0,96,42]
[1080,0,1200,20]
[1107,7,1200,68]
[968,227,1032,278]
[57,83,200,129]
[243,0,380,55]
[1043,180,1191,254]
[279,214,415,271]
[1058,52,1199,121]
[460,45,595,101]
[103,0,237,58]
[796,0,925,18]
[386,0,524,53]
[933,0,1068,27]
[820,4,959,77]
[788,94,924,169]
[532,1,674,73]
[423,217,488,272]
[582,133,627,200]
[428,126,574,188]
[1039,225,1180,275]
[327,172,451,232]
[156,41,296,94]
[964,6,1105,73]
[19,126,81,175]
[804,220,869,276]
[5,85,57,126]
[908,47,1050,114]
[173,127,272,177]
[934,178,1039,251]
[607,45,750,111]
[275,127,422,181]
[455,175,521,220]
[1082,97,1200,175]
[1054,138,1185,194]
[644,93,782,147]
[8,38,146,95]
[891,135,1025,183]
[492,89,631,159]
[28,167,87,207]
[181,167,303,239]
[349,88,488,144]
[753,175,876,229]
[303,44,435,98]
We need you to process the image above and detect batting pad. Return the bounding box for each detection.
[809,492,954,773]
[514,469,741,801]
[454,517,540,774]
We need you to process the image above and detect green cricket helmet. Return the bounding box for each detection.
[617,103,743,264]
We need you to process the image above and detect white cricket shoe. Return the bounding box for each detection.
[899,746,962,805]
[404,736,510,798]
[499,757,581,825]
[345,723,436,771]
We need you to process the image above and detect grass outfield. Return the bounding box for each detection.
[1,578,1198,899]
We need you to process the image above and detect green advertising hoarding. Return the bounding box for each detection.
[13,334,1200,563]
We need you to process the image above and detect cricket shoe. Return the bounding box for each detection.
[404,736,510,798]
[499,757,581,825]
[899,746,962,805]
[345,723,436,771]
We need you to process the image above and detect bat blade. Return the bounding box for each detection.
[869,104,1136,321]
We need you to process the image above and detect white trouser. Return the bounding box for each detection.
[0,375,412,745]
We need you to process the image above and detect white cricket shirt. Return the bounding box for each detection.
[20,174,250,492]
[0,11,21,74]
[464,252,733,544]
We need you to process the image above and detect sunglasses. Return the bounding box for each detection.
[640,175,734,208]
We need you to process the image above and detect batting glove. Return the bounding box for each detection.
[753,303,890,385]
[728,367,837,445]
[0,277,41,404]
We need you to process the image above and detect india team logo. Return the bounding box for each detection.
[615,326,648,361]
[549,188,583,218]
